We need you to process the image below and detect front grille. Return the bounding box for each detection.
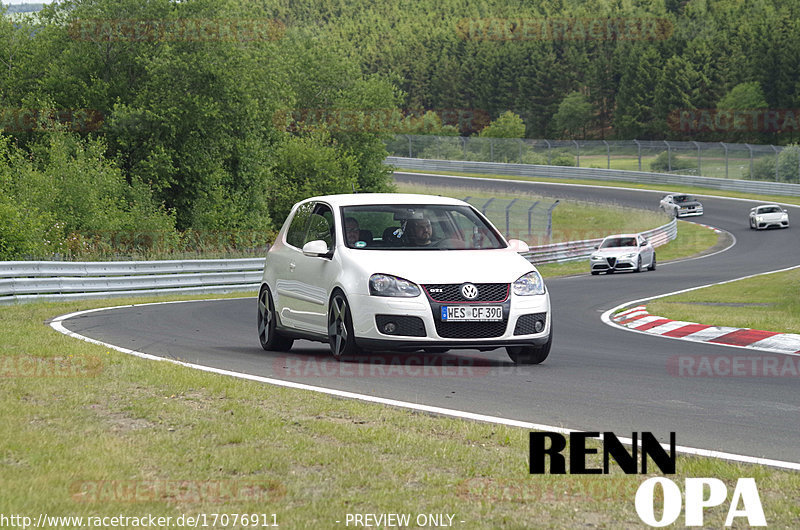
[375,315,426,337]
[423,283,509,303]
[606,257,617,267]
[434,319,507,338]
[514,313,547,335]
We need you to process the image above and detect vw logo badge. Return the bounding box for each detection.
[460,283,478,300]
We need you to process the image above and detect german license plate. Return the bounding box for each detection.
[441,306,503,322]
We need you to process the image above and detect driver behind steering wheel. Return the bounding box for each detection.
[406,217,435,246]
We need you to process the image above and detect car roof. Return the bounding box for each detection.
[601,233,642,240]
[755,204,781,208]
[299,193,470,208]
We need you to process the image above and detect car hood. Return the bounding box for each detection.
[676,201,702,208]
[755,212,787,220]
[343,248,536,284]
[591,248,640,258]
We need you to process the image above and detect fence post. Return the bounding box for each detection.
[527,201,540,238]
[518,139,523,163]
[746,143,753,177]
[603,140,610,169]
[574,140,580,167]
[461,136,466,158]
[772,145,780,181]
[490,138,494,162]
[721,142,728,178]
[481,197,494,215]
[634,139,641,170]
[406,134,412,158]
[545,200,560,241]
[693,141,700,174]
[544,139,551,164]
[505,198,518,237]
[665,140,672,172]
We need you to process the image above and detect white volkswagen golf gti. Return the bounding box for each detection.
[258,193,552,364]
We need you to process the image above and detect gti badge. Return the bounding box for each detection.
[460,283,478,300]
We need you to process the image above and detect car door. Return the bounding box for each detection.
[638,235,653,266]
[278,202,339,335]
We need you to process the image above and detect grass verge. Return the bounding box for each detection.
[394,169,800,207]
[645,267,800,334]
[1,294,799,527]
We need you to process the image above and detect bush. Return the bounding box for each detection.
[650,151,697,172]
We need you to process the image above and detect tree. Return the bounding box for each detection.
[478,111,526,138]
[552,92,593,139]
[717,82,768,110]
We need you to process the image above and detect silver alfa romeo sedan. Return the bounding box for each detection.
[258,193,552,364]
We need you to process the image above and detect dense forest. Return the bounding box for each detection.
[0,0,798,259]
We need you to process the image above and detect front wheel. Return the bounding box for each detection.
[634,256,642,272]
[648,253,656,271]
[328,291,361,360]
[258,286,294,352]
[507,325,552,365]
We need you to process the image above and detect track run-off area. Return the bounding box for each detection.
[53,172,800,468]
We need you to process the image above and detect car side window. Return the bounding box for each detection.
[285,202,314,248]
[306,203,334,248]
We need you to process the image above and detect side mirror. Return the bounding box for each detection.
[302,240,330,257]
[594,245,599,250]
[507,239,529,253]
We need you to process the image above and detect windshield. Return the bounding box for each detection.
[673,195,695,203]
[757,206,781,214]
[599,237,637,249]
[340,204,505,250]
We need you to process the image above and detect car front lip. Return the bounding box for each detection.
[590,252,639,271]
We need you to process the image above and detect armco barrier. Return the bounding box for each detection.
[0,218,676,304]
[522,218,676,264]
[0,258,264,305]
[387,157,800,197]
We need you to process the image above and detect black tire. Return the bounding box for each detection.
[328,291,362,360]
[507,324,552,365]
[590,271,600,276]
[634,256,642,272]
[648,253,656,271]
[258,286,294,352]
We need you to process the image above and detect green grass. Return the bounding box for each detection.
[646,267,800,334]
[2,294,799,527]
[395,168,800,207]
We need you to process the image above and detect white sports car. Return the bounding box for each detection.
[749,204,789,230]
[258,193,552,364]
[589,233,656,275]
[659,193,703,217]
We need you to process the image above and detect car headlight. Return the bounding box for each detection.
[590,254,602,261]
[621,252,637,259]
[756,216,764,222]
[369,274,421,297]
[513,271,545,296]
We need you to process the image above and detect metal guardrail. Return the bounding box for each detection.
[0,259,264,305]
[387,157,800,197]
[522,218,677,264]
[1,218,676,304]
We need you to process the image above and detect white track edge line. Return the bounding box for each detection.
[50,298,800,471]
[602,264,800,358]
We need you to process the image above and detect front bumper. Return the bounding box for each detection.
[348,291,551,351]
[755,219,789,229]
[676,206,703,217]
[590,255,638,273]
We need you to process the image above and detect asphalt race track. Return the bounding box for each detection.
[59,173,800,464]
